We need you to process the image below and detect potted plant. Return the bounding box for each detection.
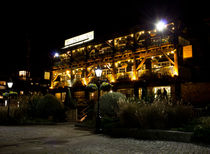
[100,82,113,91]
[86,83,98,92]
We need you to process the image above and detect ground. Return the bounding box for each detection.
[0,124,210,154]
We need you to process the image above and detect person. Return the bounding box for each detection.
[163,88,168,99]
[157,89,161,99]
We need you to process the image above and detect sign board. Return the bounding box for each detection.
[64,31,94,48]
[183,45,193,59]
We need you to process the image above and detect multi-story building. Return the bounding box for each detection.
[50,21,193,106]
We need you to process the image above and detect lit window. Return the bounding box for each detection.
[19,70,27,80]
[44,72,50,80]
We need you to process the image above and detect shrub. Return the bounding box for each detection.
[118,98,194,129]
[192,116,210,143]
[100,92,126,119]
[36,94,65,121]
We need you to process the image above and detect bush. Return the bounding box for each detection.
[36,94,65,121]
[100,92,126,119]
[118,98,194,129]
[192,117,210,143]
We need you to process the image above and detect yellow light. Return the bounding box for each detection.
[159,55,162,58]
[131,34,134,37]
[82,78,87,86]
[132,75,137,81]
[151,56,154,59]
[111,75,115,83]
[49,86,53,89]
[66,70,70,74]
[132,72,137,81]
[171,50,174,54]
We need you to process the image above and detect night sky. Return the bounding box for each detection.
[1,0,209,78]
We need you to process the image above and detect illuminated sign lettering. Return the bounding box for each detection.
[63,31,94,48]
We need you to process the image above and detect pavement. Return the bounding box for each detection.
[0,124,210,154]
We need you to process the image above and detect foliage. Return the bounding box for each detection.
[36,94,65,121]
[86,83,98,92]
[118,98,194,129]
[192,116,210,143]
[3,91,18,97]
[64,88,77,109]
[99,92,126,119]
[100,82,113,91]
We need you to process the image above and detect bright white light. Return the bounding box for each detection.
[7,82,13,88]
[54,53,59,58]
[155,20,167,32]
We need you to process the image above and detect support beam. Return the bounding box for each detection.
[173,49,179,76]
[161,50,175,65]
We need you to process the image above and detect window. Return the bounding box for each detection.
[153,86,171,98]
[75,74,81,79]
[118,67,126,73]
[44,72,50,80]
[19,70,27,80]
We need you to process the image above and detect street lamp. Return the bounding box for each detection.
[155,20,167,47]
[95,66,102,133]
[155,20,167,32]
[7,80,13,118]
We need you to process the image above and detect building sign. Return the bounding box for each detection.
[63,31,94,48]
[183,45,193,59]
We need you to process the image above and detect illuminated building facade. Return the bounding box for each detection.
[50,21,192,103]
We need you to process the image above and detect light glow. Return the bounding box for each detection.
[155,20,167,32]
[54,53,59,58]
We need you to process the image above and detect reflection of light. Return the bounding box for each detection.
[66,70,70,74]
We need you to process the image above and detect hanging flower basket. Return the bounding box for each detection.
[100,82,113,91]
[3,91,18,97]
[86,83,98,92]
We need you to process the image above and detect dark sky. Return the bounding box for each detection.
[1,0,209,78]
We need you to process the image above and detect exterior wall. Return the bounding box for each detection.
[181,82,210,104]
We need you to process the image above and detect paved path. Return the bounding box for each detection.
[0,124,210,154]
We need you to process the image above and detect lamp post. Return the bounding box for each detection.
[95,66,102,133]
[7,80,13,118]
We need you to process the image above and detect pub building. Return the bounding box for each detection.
[50,20,196,119]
